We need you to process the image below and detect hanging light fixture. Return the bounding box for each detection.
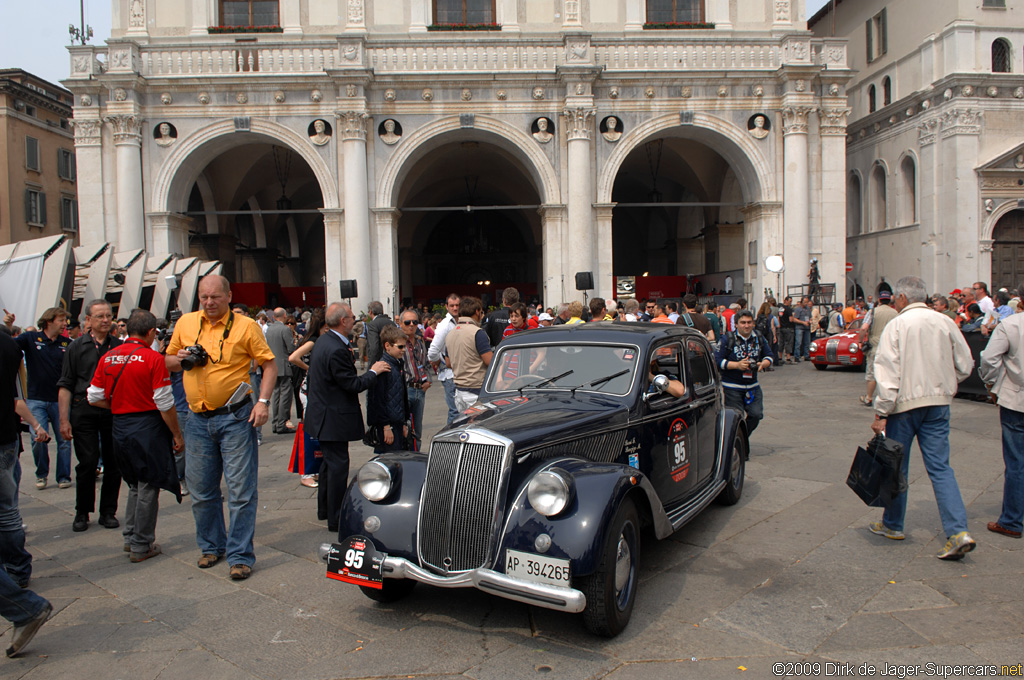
[272,145,292,212]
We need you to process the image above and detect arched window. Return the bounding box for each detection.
[870,164,887,231]
[868,85,877,113]
[883,77,892,106]
[647,0,705,23]
[992,39,1012,72]
[220,0,279,26]
[899,156,917,226]
[434,0,496,24]
[847,173,862,237]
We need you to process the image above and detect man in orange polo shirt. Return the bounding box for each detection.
[166,275,277,580]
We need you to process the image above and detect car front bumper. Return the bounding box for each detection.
[319,542,586,613]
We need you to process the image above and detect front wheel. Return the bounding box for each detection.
[716,434,746,506]
[813,363,828,371]
[360,579,417,603]
[580,499,640,637]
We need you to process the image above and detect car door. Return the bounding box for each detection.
[642,340,700,506]
[685,337,719,486]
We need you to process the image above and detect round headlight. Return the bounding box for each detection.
[809,342,818,353]
[357,461,393,502]
[527,469,574,517]
[849,342,859,353]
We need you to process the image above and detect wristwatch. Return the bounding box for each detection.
[258,398,270,405]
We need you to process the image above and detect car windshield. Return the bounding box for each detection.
[486,343,640,396]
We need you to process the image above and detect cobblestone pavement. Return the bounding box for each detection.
[2,361,1022,679]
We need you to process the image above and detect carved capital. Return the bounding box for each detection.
[337,111,368,140]
[781,106,813,135]
[940,108,983,138]
[980,239,994,253]
[818,107,851,136]
[917,118,939,146]
[563,107,595,141]
[104,115,142,145]
[71,119,103,147]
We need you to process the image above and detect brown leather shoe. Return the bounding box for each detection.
[197,553,224,568]
[987,521,1022,538]
[229,564,252,580]
[130,544,162,563]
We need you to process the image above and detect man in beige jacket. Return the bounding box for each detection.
[979,303,1024,539]
[869,276,977,560]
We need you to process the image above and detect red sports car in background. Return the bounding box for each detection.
[809,318,865,370]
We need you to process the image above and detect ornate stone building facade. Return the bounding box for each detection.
[812,0,1024,296]
[65,0,850,310]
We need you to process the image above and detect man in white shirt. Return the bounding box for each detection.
[974,282,995,316]
[426,293,461,425]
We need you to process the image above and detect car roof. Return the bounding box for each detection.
[497,321,709,350]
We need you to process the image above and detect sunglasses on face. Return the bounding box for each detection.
[402,320,416,325]
[393,344,406,349]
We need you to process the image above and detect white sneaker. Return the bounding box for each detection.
[35,478,46,490]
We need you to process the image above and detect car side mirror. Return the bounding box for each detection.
[644,374,669,402]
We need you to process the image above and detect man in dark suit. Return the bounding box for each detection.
[264,308,295,434]
[364,301,395,365]
[304,302,390,532]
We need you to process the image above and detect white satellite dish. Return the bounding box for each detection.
[764,255,785,273]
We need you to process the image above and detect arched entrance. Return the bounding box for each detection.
[992,209,1024,290]
[151,120,337,307]
[601,115,772,297]
[393,134,547,308]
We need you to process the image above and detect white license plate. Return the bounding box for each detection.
[504,549,571,588]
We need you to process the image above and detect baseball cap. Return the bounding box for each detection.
[538,313,553,321]
[878,291,892,300]
[949,288,962,295]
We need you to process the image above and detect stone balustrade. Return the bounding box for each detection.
[67,36,847,80]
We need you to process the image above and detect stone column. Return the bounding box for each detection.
[562,0,582,28]
[71,118,106,245]
[320,208,346,301]
[148,212,191,256]
[281,0,302,34]
[538,205,567,305]
[740,202,783,301]
[594,204,615,299]
[125,0,149,38]
[339,111,372,312]
[500,0,519,32]
[938,107,983,291]
[917,117,940,289]
[706,0,732,30]
[344,0,366,33]
[372,208,401,315]
[818,105,850,299]
[190,0,210,35]
[781,106,812,293]
[624,0,643,31]
[563,106,596,302]
[106,114,145,251]
[409,0,428,32]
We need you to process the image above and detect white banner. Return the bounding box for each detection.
[0,252,45,328]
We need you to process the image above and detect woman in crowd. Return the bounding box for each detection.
[288,308,326,488]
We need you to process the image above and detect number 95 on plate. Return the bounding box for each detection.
[326,536,386,589]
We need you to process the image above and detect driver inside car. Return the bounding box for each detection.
[647,350,686,398]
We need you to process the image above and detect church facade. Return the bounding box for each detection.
[65,0,851,311]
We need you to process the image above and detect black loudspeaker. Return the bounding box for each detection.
[338,280,358,298]
[575,272,594,290]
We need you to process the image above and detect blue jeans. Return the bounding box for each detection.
[185,401,258,567]
[794,326,811,359]
[407,387,425,450]
[0,441,32,586]
[0,566,48,627]
[175,409,189,481]
[997,406,1024,533]
[724,387,764,435]
[442,378,459,425]
[26,400,71,482]
[882,406,969,537]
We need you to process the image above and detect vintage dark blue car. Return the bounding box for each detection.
[320,323,748,636]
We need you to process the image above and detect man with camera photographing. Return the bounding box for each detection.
[165,276,276,580]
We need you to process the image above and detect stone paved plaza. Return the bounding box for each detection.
[2,362,1022,679]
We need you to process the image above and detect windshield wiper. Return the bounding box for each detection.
[517,370,574,395]
[568,369,630,396]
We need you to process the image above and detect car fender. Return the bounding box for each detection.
[719,405,748,471]
[338,452,427,561]
[496,458,670,577]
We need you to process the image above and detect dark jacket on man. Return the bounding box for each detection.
[366,351,407,431]
[305,331,376,442]
[364,314,395,365]
[483,307,512,348]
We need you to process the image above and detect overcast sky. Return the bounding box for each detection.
[1,0,834,89]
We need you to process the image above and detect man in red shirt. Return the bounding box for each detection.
[88,310,183,563]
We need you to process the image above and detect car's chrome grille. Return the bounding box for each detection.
[529,430,627,464]
[826,338,840,363]
[419,439,508,573]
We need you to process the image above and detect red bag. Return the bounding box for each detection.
[287,423,323,475]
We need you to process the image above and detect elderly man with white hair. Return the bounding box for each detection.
[868,276,977,560]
